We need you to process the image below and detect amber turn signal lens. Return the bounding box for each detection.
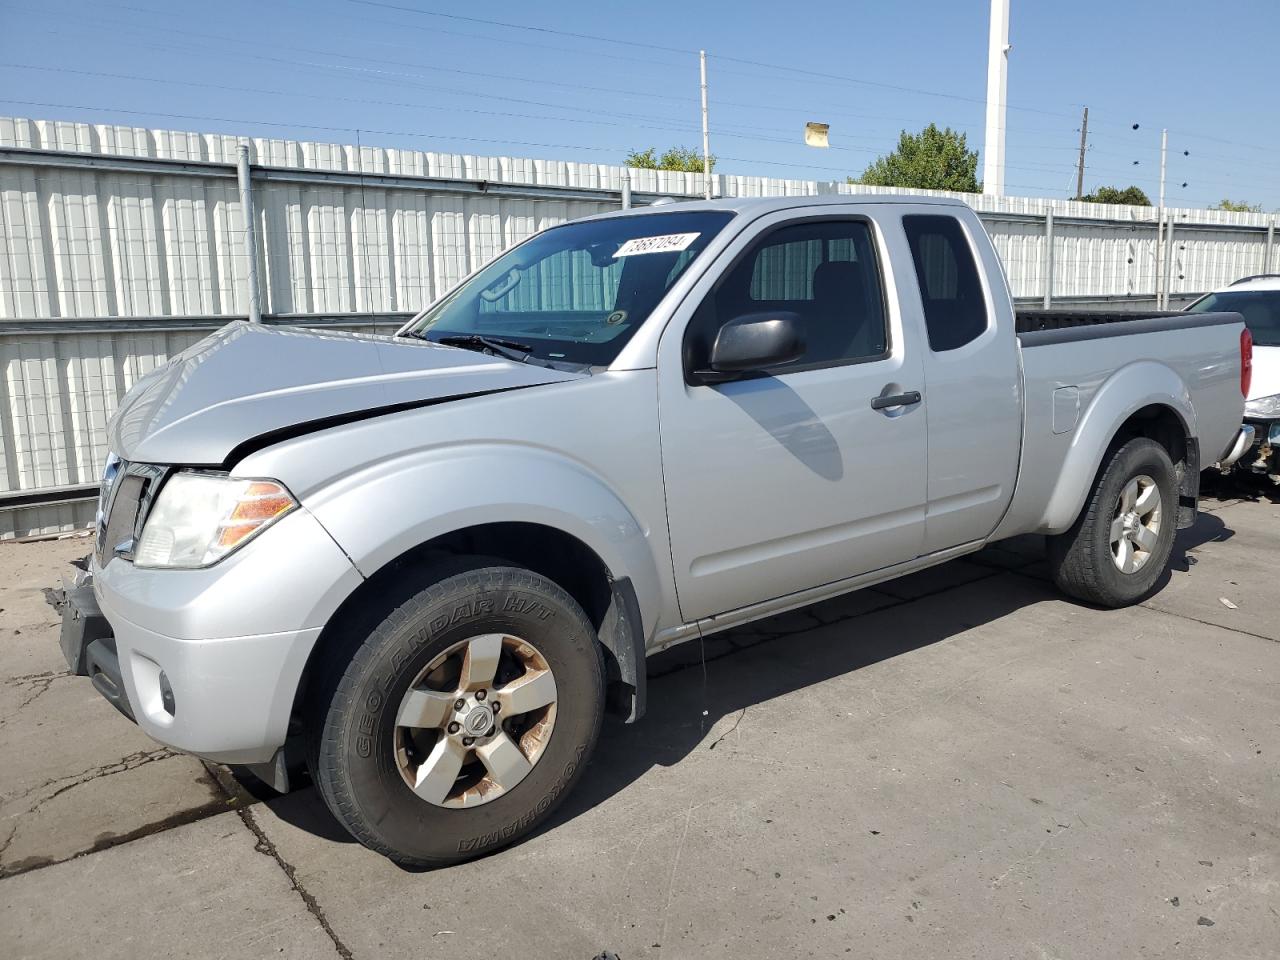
[216,481,295,549]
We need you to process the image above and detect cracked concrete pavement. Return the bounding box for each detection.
[1,484,1277,959]
[0,536,232,878]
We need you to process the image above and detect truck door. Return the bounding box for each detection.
[657,212,929,623]
[900,212,1021,553]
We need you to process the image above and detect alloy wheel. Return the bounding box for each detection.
[1109,474,1163,574]
[393,633,558,808]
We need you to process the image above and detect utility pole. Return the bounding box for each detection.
[1074,106,1089,200]
[700,49,712,201]
[236,144,262,324]
[982,0,1011,196]
[1156,128,1168,308]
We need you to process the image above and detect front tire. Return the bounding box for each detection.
[1048,437,1178,608]
[307,563,604,867]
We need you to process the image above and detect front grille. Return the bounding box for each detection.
[94,460,167,565]
[97,470,144,565]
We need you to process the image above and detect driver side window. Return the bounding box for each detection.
[686,219,888,373]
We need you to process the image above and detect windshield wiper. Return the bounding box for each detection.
[427,333,535,363]
[403,330,587,373]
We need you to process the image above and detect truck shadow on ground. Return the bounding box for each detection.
[260,511,1233,862]
[558,511,1232,824]
[1167,507,1232,574]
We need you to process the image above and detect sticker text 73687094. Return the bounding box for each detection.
[613,233,700,258]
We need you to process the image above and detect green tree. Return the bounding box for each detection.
[625,146,715,173]
[852,124,980,192]
[1213,198,1262,213]
[1080,185,1152,206]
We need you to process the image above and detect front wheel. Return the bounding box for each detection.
[306,563,605,867]
[1048,437,1178,608]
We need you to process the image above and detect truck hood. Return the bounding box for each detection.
[109,322,582,465]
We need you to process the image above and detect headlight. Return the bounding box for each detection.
[134,473,297,569]
[1244,393,1280,419]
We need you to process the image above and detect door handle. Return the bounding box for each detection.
[870,390,922,410]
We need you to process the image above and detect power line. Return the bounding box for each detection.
[81,0,1280,166]
[5,24,1130,174]
[5,2,1214,172]
[0,63,886,156]
[3,1,1274,205]
[0,62,716,137]
[340,0,1081,122]
[20,23,1088,149]
[2,0,697,71]
[346,0,697,55]
[708,57,1078,121]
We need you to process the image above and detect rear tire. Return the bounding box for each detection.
[306,562,604,867]
[1048,437,1178,608]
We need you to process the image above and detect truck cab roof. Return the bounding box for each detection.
[580,192,972,222]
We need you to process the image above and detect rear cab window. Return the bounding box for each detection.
[902,214,989,351]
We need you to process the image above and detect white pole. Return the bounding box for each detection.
[982,0,1010,196]
[700,49,712,201]
[621,168,632,210]
[1156,128,1168,308]
[236,144,262,324]
[1042,209,1054,309]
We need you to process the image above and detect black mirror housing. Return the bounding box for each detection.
[696,312,805,382]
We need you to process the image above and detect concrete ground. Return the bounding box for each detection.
[1,483,1277,959]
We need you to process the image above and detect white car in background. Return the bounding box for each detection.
[1189,274,1280,483]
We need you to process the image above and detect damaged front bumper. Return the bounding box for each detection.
[45,502,362,792]
[46,560,134,721]
[45,561,317,793]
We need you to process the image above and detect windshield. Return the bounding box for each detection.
[402,210,734,366]
[1187,289,1280,346]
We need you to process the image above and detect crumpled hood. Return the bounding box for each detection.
[109,322,581,464]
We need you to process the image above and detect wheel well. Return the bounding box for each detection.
[293,522,633,729]
[1112,404,1186,461]
[1108,404,1199,525]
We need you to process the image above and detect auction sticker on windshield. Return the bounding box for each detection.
[614,233,700,257]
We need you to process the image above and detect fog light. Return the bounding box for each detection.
[158,670,176,716]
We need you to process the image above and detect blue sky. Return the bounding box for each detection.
[1,0,1277,210]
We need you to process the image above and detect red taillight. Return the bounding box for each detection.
[1240,327,1253,398]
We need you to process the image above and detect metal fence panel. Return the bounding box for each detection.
[1,115,1276,538]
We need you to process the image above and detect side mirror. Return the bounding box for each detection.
[696,312,805,383]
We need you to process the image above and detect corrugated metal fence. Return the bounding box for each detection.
[2,116,1277,538]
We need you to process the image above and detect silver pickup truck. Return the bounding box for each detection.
[53,195,1251,867]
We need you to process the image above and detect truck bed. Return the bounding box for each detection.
[1014,309,1242,346]
[993,309,1246,541]
[1015,309,1183,334]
